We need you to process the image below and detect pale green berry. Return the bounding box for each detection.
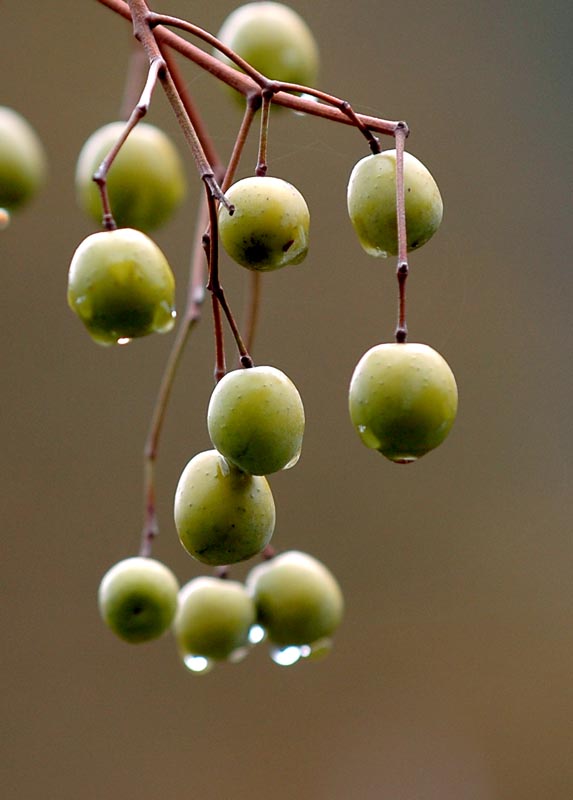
[216,2,319,88]
[218,176,310,271]
[75,121,186,232]
[98,557,179,644]
[347,149,443,257]
[246,551,344,647]
[174,576,256,661]
[0,106,46,211]
[174,449,275,566]
[67,228,176,346]
[207,365,305,475]
[349,342,458,462]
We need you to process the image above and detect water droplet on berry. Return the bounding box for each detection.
[270,645,303,666]
[183,654,213,674]
[248,624,266,644]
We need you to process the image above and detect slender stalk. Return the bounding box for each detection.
[205,189,253,369]
[97,0,406,139]
[93,57,163,230]
[139,197,209,557]
[394,123,409,343]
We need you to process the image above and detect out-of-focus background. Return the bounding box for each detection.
[2,1,572,798]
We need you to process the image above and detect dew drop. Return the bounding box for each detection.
[228,646,250,664]
[183,654,213,674]
[0,208,11,229]
[282,448,301,470]
[248,624,266,645]
[270,645,303,667]
[117,337,131,346]
[306,638,333,661]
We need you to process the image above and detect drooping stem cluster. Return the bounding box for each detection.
[93,0,410,556]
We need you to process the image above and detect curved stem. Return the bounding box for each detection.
[97,0,406,138]
[139,196,209,557]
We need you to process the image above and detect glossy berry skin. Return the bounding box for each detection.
[349,342,458,463]
[207,365,305,475]
[347,150,443,257]
[174,576,256,661]
[216,2,319,88]
[98,557,179,644]
[174,449,275,566]
[67,228,176,346]
[246,551,344,647]
[218,176,310,271]
[75,121,186,232]
[0,106,46,211]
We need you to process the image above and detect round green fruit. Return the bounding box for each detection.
[218,176,310,271]
[174,576,256,661]
[207,365,305,475]
[246,551,344,647]
[347,149,443,257]
[216,2,319,88]
[75,121,186,232]
[0,106,46,211]
[348,342,458,462]
[98,557,179,644]
[174,449,276,566]
[67,228,176,345]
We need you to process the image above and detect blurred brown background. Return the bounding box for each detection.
[2,1,572,798]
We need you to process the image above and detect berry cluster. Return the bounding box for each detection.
[0,1,457,674]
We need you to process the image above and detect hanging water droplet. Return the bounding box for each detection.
[306,638,333,661]
[0,208,11,229]
[228,646,250,664]
[248,624,266,645]
[117,337,131,346]
[270,645,303,667]
[183,653,213,674]
[282,448,301,470]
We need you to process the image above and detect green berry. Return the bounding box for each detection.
[75,121,186,232]
[67,228,176,346]
[98,557,179,644]
[218,176,310,271]
[216,2,319,88]
[174,576,256,662]
[348,342,458,462]
[174,449,276,566]
[347,149,443,257]
[0,106,46,211]
[207,365,305,475]
[246,551,344,647]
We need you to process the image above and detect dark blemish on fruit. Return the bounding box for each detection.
[282,239,294,252]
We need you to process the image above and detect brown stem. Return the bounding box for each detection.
[243,271,262,356]
[205,188,253,369]
[394,123,409,343]
[97,0,405,138]
[93,56,162,229]
[256,91,273,176]
[139,196,209,556]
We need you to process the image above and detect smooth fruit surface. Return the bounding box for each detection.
[98,557,179,644]
[348,342,458,462]
[347,150,443,257]
[216,2,319,88]
[174,449,275,565]
[207,365,305,475]
[218,176,309,271]
[246,551,344,646]
[174,576,256,661]
[75,121,186,232]
[0,106,46,211]
[67,228,176,345]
